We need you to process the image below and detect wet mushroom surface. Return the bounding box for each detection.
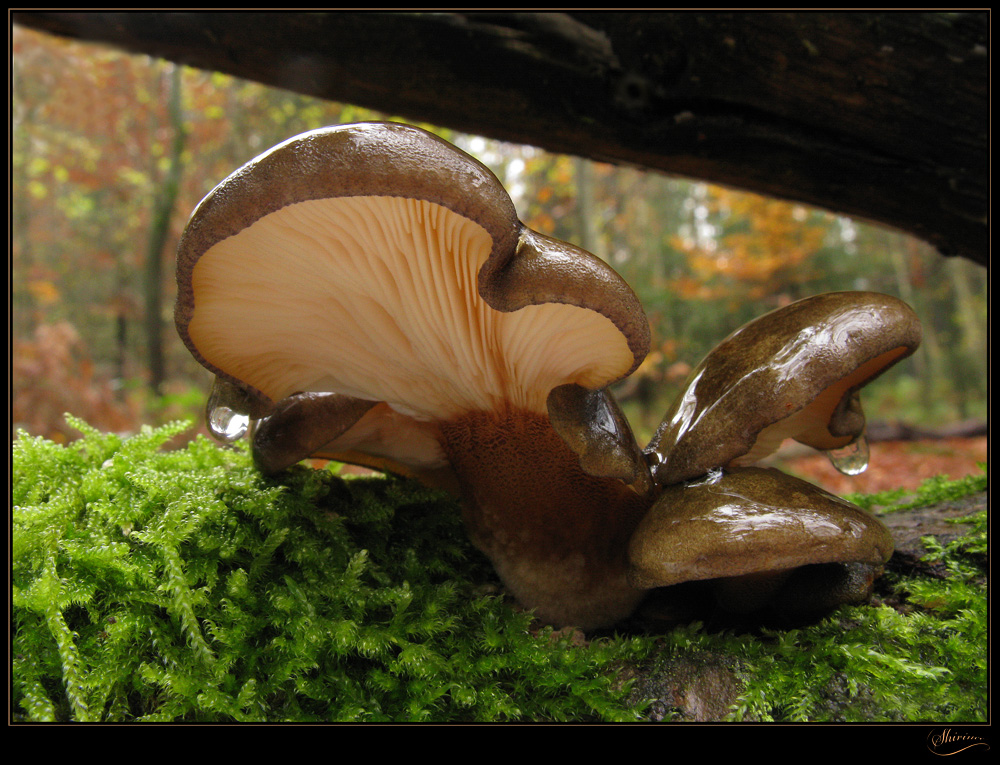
[644,292,922,486]
[628,467,894,618]
[175,122,921,630]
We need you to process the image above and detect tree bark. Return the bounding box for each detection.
[13,11,988,266]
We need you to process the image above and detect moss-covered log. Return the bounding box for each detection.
[12,420,988,722]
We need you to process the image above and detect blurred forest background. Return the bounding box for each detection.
[11,26,988,490]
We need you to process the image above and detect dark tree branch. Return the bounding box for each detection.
[13,11,988,266]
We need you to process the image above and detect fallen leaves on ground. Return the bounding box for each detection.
[777,437,987,496]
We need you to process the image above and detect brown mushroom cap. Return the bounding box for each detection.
[547,383,653,494]
[175,122,649,477]
[627,467,894,607]
[250,391,455,488]
[645,292,921,485]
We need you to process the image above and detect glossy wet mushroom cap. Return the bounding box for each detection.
[627,466,893,613]
[250,392,455,489]
[645,292,921,485]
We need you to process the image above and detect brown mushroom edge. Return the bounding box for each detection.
[627,467,894,619]
[645,292,922,486]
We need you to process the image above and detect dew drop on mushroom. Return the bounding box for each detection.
[206,376,251,443]
[824,433,870,476]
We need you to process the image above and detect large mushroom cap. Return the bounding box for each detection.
[627,466,893,613]
[175,122,649,477]
[646,292,921,485]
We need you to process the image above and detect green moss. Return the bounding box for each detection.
[845,464,988,513]
[12,419,987,722]
[711,466,986,723]
[12,417,650,722]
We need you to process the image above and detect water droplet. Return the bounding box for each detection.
[689,466,724,488]
[825,434,870,476]
[207,405,249,443]
[644,449,667,484]
[206,377,251,443]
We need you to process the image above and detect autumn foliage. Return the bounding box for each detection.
[670,188,824,302]
[12,322,141,442]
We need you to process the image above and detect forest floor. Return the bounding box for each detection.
[772,436,987,496]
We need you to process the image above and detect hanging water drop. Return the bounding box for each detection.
[207,404,249,443]
[825,433,870,476]
[206,377,251,443]
[644,449,666,483]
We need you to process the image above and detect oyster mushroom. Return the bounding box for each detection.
[645,292,922,486]
[175,122,653,628]
[175,122,920,630]
[628,467,894,615]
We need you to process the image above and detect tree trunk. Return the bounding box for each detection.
[143,64,185,396]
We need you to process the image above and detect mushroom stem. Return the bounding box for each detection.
[440,408,651,629]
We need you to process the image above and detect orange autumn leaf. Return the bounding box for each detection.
[27,279,61,305]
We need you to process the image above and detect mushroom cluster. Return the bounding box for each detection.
[175,122,921,629]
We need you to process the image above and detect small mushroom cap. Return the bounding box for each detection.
[547,383,653,494]
[250,392,376,470]
[175,122,649,475]
[627,466,893,591]
[251,392,454,486]
[646,292,921,485]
